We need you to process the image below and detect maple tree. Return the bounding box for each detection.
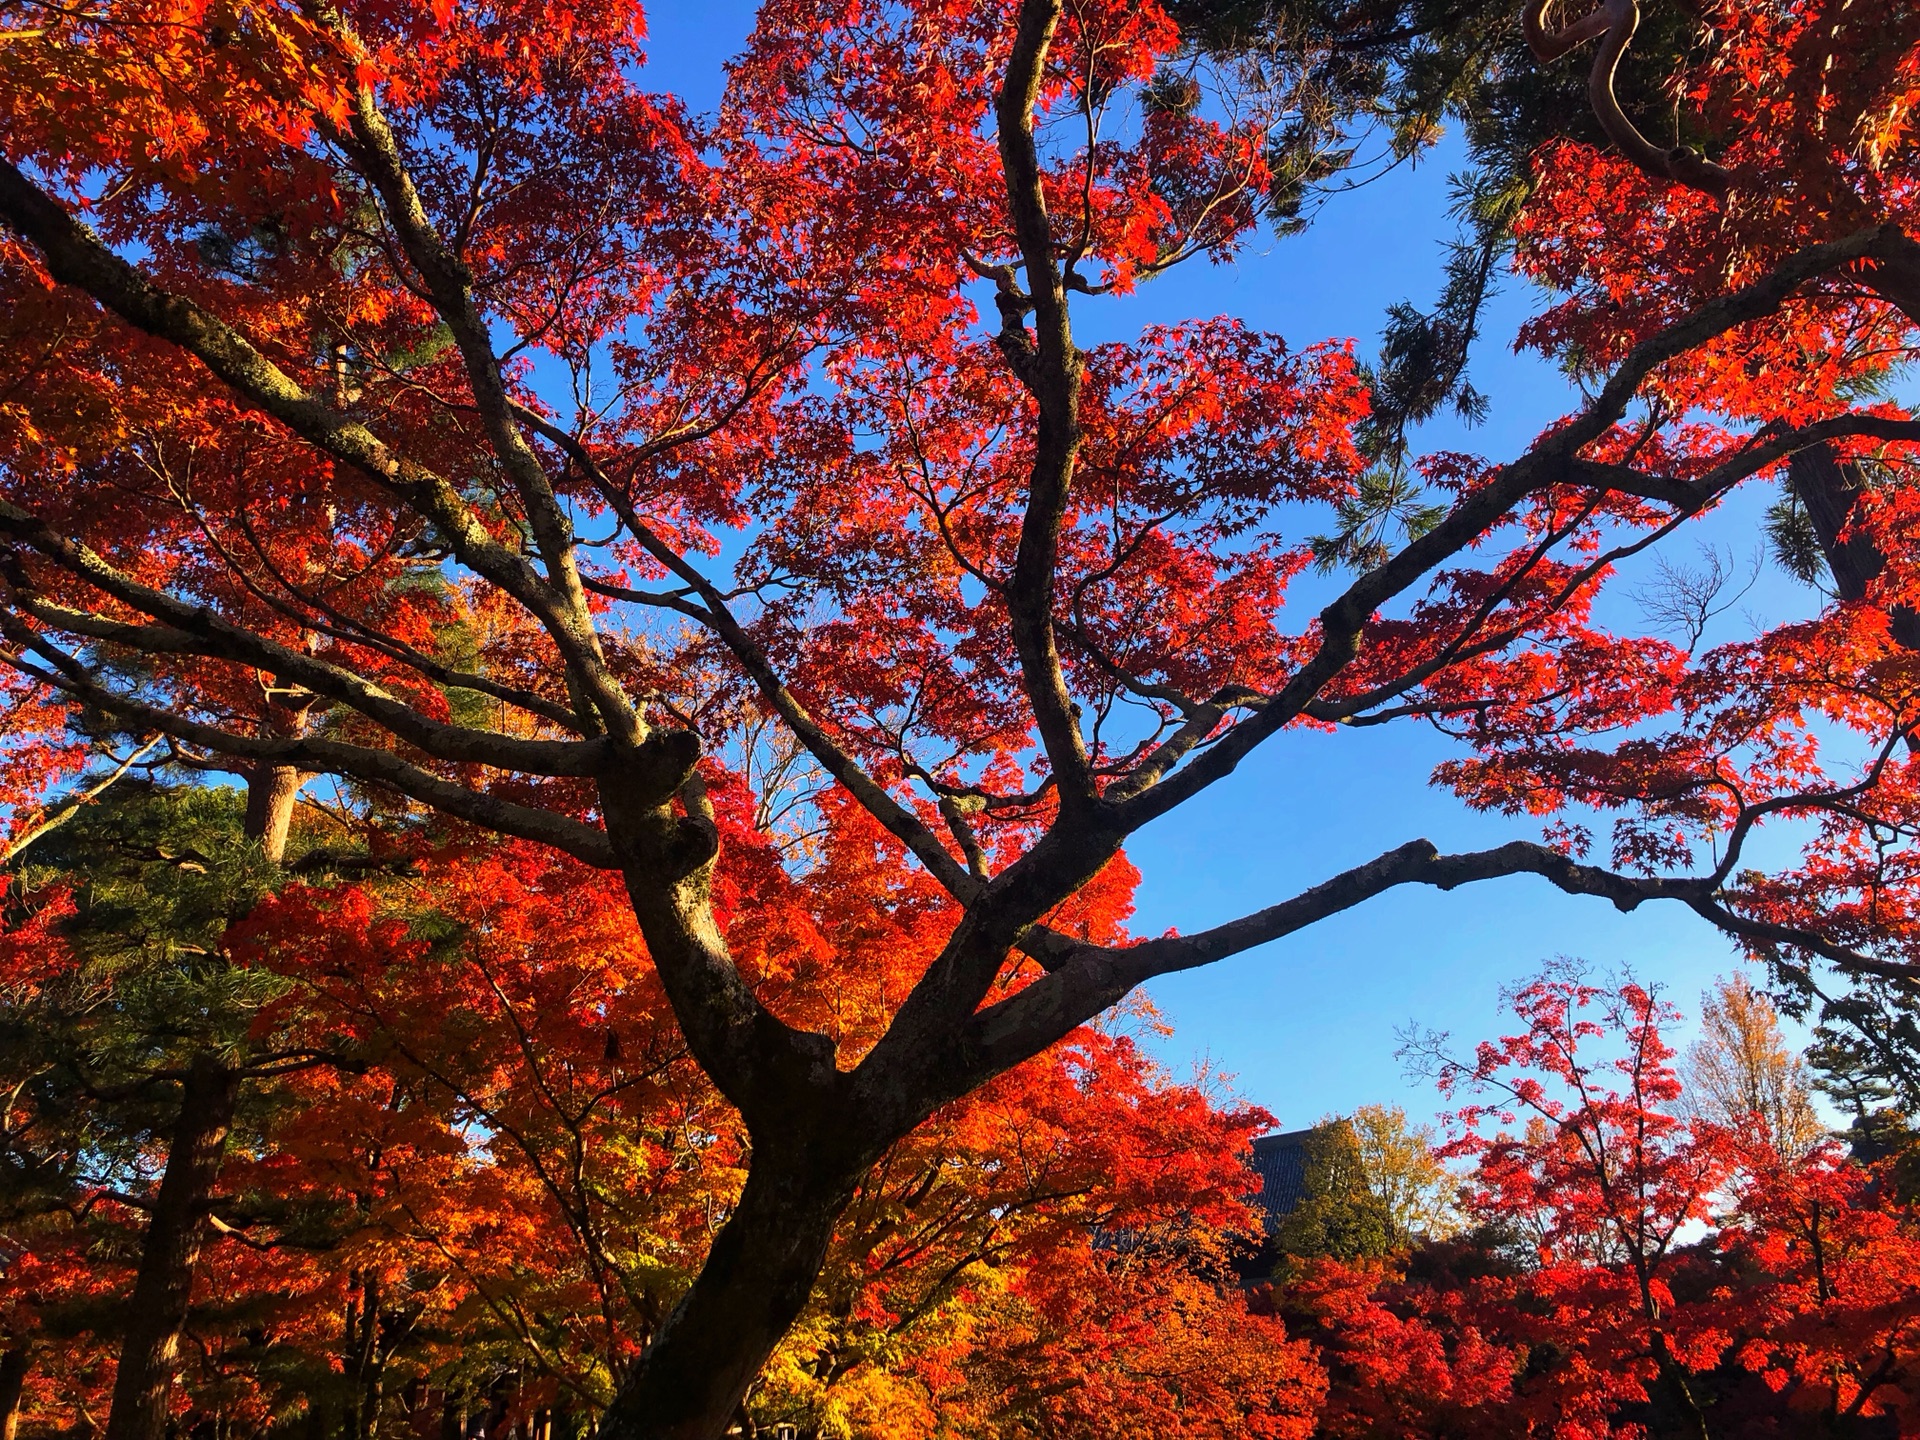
[1280,970,1920,1438]
[6,828,1920,1436]
[231,797,1293,1436]
[1415,970,1736,1436]
[3,2,1920,1437]
[4,781,1303,1440]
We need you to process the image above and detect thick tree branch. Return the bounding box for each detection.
[956,839,1744,1085]
[325,87,638,743]
[1110,224,1919,824]
[1685,897,1920,988]
[1568,414,1920,511]
[0,624,617,865]
[0,157,625,730]
[0,505,605,777]
[995,0,1097,804]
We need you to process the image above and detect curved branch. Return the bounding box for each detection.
[1524,0,1621,68]
[1688,897,1920,989]
[1569,414,1920,511]
[1523,0,1730,195]
[955,836,1903,1087]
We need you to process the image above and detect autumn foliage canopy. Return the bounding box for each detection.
[3,0,1920,1436]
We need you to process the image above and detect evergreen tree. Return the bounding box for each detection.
[1273,1118,1395,1263]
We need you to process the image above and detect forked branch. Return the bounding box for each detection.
[957,834,1912,1087]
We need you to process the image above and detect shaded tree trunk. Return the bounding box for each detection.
[597,1152,852,1440]
[102,1055,238,1440]
[242,762,306,863]
[243,694,316,863]
[1649,1329,1713,1440]
[1789,444,1920,648]
[350,1272,383,1440]
[0,1347,29,1440]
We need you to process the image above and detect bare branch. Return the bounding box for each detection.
[953,837,1867,1085]
[4,734,161,864]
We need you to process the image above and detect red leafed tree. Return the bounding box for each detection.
[1713,1136,1920,1429]
[3,3,1920,1437]
[1282,972,1920,1437]
[218,791,1292,1436]
[1263,1257,1519,1439]
[1415,970,1737,1437]
[1498,0,1920,979]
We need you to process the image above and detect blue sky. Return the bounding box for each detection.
[638,4,1826,1131]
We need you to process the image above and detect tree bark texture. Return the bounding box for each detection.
[242,761,305,863]
[102,1055,237,1440]
[1789,443,1920,648]
[243,696,316,863]
[597,1152,851,1440]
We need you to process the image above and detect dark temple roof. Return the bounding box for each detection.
[1249,1129,1315,1232]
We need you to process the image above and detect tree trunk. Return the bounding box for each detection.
[359,1369,383,1440]
[1649,1329,1712,1440]
[352,1271,383,1440]
[0,1347,29,1440]
[1789,444,1920,648]
[243,762,305,864]
[103,1055,238,1440]
[597,1156,851,1440]
[243,693,316,863]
